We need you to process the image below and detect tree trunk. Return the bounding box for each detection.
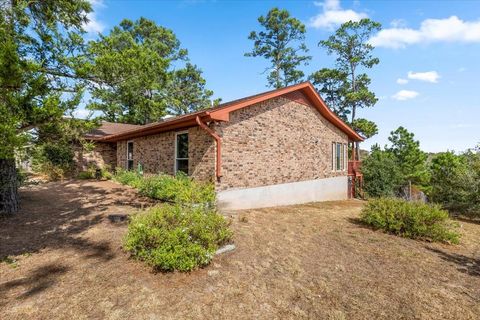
[0,158,19,215]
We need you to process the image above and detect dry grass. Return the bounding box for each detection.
[1,180,479,319]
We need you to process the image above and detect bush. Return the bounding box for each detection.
[124,204,232,272]
[360,198,460,244]
[138,172,215,205]
[115,170,215,206]
[32,142,74,180]
[430,151,480,218]
[114,168,143,188]
[362,147,403,198]
[78,166,113,180]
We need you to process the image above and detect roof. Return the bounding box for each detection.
[96,82,364,142]
[85,121,141,140]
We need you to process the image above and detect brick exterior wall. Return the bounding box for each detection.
[114,92,349,191]
[74,142,117,172]
[116,126,215,182]
[214,94,349,191]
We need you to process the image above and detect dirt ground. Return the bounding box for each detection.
[1,180,479,320]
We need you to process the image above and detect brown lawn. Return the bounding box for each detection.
[1,180,479,320]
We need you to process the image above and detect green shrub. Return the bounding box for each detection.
[430,151,480,218]
[124,204,232,272]
[138,172,215,205]
[77,171,94,179]
[360,198,460,244]
[362,146,403,198]
[78,166,113,180]
[114,168,143,188]
[115,170,215,206]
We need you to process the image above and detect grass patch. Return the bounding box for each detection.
[124,204,232,272]
[360,197,460,244]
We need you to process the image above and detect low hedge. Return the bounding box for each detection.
[360,197,460,244]
[114,169,215,206]
[124,204,232,272]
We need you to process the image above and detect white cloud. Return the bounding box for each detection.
[83,0,105,34]
[392,90,419,101]
[396,78,408,85]
[407,71,440,83]
[390,19,407,28]
[309,0,368,30]
[370,16,480,48]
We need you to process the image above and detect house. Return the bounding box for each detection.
[83,82,363,210]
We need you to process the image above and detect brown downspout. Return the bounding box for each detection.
[195,116,222,179]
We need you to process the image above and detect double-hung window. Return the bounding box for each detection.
[175,132,189,174]
[127,141,134,170]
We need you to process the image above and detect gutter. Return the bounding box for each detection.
[195,116,222,179]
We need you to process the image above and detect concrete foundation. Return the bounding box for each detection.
[217,176,348,210]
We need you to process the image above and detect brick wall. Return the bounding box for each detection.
[214,94,348,191]
[114,92,349,190]
[74,142,117,172]
[116,126,215,182]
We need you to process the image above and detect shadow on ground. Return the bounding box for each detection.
[426,247,480,277]
[0,180,149,260]
[0,263,70,302]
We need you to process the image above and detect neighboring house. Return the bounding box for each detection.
[84,82,363,210]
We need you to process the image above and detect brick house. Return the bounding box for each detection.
[84,82,363,210]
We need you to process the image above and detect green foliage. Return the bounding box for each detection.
[77,166,112,180]
[360,198,460,244]
[430,151,480,217]
[114,170,215,206]
[361,145,402,198]
[113,168,143,188]
[311,19,381,135]
[124,204,232,272]
[167,63,218,115]
[0,0,90,160]
[32,142,74,180]
[245,8,311,88]
[85,18,216,124]
[351,118,378,139]
[387,126,429,187]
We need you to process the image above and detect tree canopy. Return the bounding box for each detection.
[84,18,216,124]
[0,0,93,214]
[245,8,311,89]
[311,19,381,139]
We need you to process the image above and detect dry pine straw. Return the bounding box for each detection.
[0,180,479,320]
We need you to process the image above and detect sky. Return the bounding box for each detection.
[80,0,480,153]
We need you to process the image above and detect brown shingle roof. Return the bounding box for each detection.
[85,121,142,140]
[95,82,364,142]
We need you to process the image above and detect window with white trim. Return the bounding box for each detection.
[127,141,134,170]
[175,132,189,174]
[332,141,347,172]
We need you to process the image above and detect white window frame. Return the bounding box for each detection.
[332,141,347,172]
[332,142,335,172]
[174,131,189,174]
[126,140,134,170]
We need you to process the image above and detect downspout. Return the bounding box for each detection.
[195,116,222,179]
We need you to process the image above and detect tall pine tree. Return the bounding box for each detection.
[245,8,311,89]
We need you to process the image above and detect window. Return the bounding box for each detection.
[336,143,342,171]
[127,141,134,170]
[175,132,189,174]
[332,142,347,171]
[332,142,335,171]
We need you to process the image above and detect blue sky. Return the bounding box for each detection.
[81,0,480,153]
